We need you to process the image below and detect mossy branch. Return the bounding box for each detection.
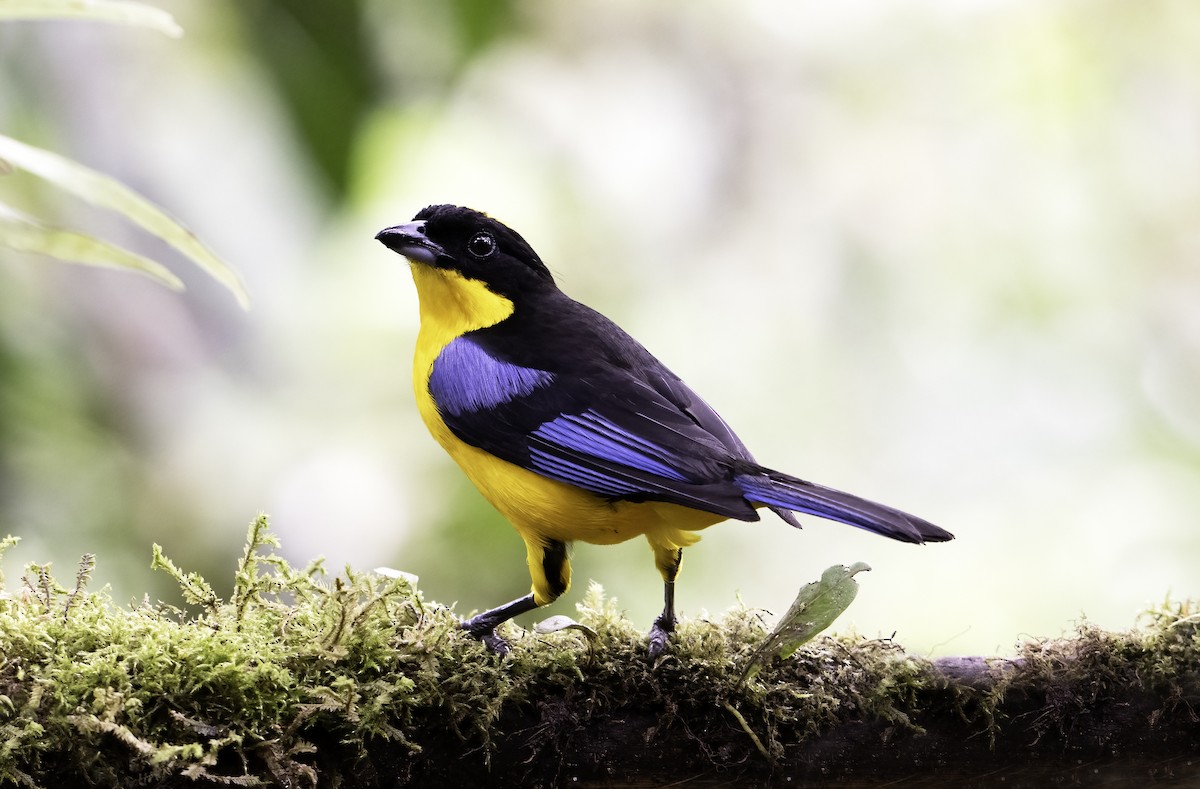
[2,519,1199,787]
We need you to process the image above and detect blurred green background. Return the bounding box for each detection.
[1,0,1198,657]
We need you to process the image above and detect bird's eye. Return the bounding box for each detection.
[467,232,497,259]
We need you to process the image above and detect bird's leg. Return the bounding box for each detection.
[462,538,571,655]
[461,594,540,655]
[648,580,677,658]
[648,545,683,658]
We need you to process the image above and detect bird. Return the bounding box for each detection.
[376,204,953,657]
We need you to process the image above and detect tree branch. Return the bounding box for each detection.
[1,523,1197,787]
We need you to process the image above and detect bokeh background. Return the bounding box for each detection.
[1,0,1198,657]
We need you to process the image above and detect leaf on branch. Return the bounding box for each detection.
[738,562,871,686]
[0,0,182,37]
[0,134,249,307]
[534,615,598,640]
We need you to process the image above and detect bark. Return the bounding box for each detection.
[325,655,1200,788]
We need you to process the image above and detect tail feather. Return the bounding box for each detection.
[735,470,953,544]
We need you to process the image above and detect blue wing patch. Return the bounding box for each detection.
[531,411,689,483]
[429,337,554,416]
[524,408,754,517]
[527,447,641,497]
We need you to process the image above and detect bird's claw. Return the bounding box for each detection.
[461,618,511,656]
[647,615,675,658]
[478,630,511,655]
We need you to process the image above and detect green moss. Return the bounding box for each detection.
[995,599,1200,742]
[0,518,1197,787]
[0,518,435,785]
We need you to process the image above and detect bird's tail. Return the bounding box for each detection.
[735,469,953,544]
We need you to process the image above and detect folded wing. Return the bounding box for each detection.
[428,334,761,521]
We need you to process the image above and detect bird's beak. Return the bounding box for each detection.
[375,221,445,265]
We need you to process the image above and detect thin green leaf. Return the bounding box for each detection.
[0,134,248,307]
[0,0,181,36]
[738,562,871,686]
[0,209,183,290]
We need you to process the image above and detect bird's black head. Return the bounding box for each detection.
[376,205,554,298]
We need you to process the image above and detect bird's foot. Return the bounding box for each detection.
[457,594,540,657]
[461,617,511,656]
[647,614,676,658]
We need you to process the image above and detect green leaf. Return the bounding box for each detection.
[0,0,182,36]
[534,615,598,640]
[0,209,184,290]
[0,134,249,307]
[738,562,871,685]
